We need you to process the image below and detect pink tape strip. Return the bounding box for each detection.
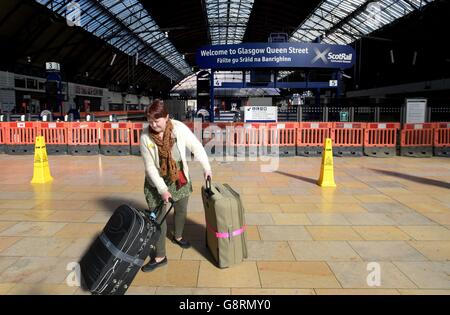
[207,223,247,239]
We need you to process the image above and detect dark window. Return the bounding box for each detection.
[15,78,26,88]
[26,79,37,90]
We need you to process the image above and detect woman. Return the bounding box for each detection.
[140,99,212,272]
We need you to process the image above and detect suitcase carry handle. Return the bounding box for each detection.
[205,176,214,196]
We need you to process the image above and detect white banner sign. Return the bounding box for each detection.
[242,106,277,122]
[406,98,427,123]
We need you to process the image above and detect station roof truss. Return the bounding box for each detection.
[291,0,435,44]
[204,0,255,45]
[35,0,192,82]
[278,0,435,79]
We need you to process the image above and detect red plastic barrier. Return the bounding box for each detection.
[201,122,212,145]
[79,110,145,118]
[266,122,297,148]
[364,123,400,148]
[234,123,267,148]
[182,121,203,141]
[401,123,434,147]
[130,122,144,147]
[183,122,194,132]
[5,122,38,145]
[434,122,450,148]
[202,122,232,141]
[297,122,331,146]
[213,122,233,130]
[331,122,366,147]
[226,122,244,147]
[0,122,5,146]
[130,122,144,155]
[39,122,67,145]
[101,122,131,146]
[67,122,101,146]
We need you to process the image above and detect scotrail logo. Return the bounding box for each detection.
[327,52,353,63]
[312,48,330,64]
[312,47,353,65]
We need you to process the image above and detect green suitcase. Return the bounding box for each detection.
[201,178,248,268]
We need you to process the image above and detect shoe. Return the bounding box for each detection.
[171,237,191,249]
[141,257,167,272]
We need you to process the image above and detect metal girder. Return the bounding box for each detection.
[291,0,435,45]
[35,0,191,82]
[0,0,24,28]
[205,0,255,45]
[29,23,70,63]
[46,30,81,60]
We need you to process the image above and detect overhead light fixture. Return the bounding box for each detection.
[164,31,169,38]
[412,51,417,66]
[110,53,117,66]
[341,73,352,79]
[390,50,395,64]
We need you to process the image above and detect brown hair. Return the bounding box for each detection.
[146,99,168,120]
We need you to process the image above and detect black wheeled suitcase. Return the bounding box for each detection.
[79,200,174,295]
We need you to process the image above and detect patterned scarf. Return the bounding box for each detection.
[149,119,178,183]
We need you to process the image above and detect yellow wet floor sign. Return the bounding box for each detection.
[317,138,336,187]
[31,136,53,184]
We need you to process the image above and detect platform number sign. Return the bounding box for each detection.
[329,80,338,87]
[46,62,61,72]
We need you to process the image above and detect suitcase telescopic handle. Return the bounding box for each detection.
[158,198,175,225]
[146,198,174,224]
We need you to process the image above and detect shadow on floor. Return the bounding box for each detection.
[275,171,317,185]
[99,197,215,264]
[77,196,215,294]
[369,168,450,190]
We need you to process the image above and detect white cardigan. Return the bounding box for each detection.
[140,119,211,195]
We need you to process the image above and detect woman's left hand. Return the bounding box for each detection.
[204,170,212,181]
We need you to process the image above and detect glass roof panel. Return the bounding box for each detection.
[290,0,434,45]
[35,0,192,82]
[205,0,255,45]
[282,0,434,79]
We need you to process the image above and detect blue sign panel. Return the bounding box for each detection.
[196,42,355,69]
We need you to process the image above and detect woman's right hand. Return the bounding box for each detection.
[161,191,172,203]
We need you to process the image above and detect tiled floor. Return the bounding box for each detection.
[0,153,449,295]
